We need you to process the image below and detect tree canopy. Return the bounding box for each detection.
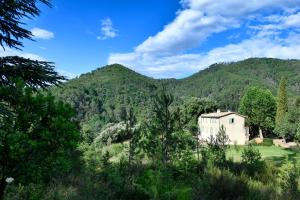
[239,86,276,137]
[275,76,288,130]
[0,81,80,198]
[0,0,51,49]
[0,56,65,89]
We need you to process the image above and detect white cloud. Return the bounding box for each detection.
[251,12,300,32]
[135,0,299,55]
[0,48,45,61]
[37,46,47,50]
[109,33,300,78]
[108,0,300,78]
[97,18,118,40]
[31,28,54,40]
[283,12,300,27]
[57,69,78,79]
[0,48,74,80]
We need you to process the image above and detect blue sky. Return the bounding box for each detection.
[1,0,300,78]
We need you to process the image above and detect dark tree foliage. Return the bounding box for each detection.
[239,86,276,137]
[0,0,65,118]
[0,56,65,89]
[138,87,176,165]
[123,107,140,188]
[275,76,288,131]
[181,97,218,133]
[0,0,51,49]
[0,81,80,199]
[153,86,175,164]
[275,97,300,140]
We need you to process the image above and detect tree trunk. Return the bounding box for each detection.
[259,128,264,139]
[196,136,200,162]
[0,180,7,200]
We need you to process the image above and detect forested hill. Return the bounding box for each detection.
[172,58,300,109]
[52,58,300,130]
[51,64,158,123]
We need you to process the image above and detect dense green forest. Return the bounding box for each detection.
[51,58,300,141]
[174,58,300,109]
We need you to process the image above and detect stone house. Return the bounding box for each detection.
[198,109,249,145]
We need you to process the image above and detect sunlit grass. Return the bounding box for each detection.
[103,140,300,166]
[227,145,300,163]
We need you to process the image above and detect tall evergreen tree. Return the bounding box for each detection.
[275,77,288,130]
[124,107,139,189]
[153,86,174,165]
[0,0,64,90]
[0,82,80,199]
[138,86,176,166]
[0,2,74,199]
[0,0,51,49]
[0,56,64,89]
[0,0,65,116]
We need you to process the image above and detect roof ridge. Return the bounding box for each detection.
[200,111,247,119]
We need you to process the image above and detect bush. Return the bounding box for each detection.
[203,125,229,168]
[194,167,248,200]
[241,145,262,175]
[4,183,78,200]
[277,160,300,198]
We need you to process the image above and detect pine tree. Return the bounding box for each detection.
[0,1,65,117]
[127,107,138,189]
[153,86,174,165]
[0,0,51,50]
[0,56,64,89]
[275,77,288,130]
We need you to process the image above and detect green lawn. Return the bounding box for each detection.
[104,140,300,165]
[227,145,300,164]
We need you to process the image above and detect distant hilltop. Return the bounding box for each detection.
[52,57,300,124]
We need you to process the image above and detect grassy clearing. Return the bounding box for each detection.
[103,140,300,165]
[227,145,300,164]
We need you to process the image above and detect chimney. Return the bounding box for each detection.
[217,109,221,113]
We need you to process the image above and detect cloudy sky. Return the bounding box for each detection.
[1,0,300,78]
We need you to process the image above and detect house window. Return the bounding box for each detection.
[229,118,234,124]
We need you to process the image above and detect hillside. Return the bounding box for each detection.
[52,58,300,134]
[52,64,159,118]
[173,58,300,109]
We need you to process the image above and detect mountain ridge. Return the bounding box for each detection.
[52,57,300,132]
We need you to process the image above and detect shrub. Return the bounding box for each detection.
[194,167,248,200]
[4,183,78,200]
[204,125,229,168]
[277,160,300,198]
[241,145,262,175]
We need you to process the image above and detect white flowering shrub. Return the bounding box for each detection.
[94,122,139,145]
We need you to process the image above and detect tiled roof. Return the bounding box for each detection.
[200,112,247,119]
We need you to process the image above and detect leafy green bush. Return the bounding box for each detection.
[277,160,300,198]
[194,167,248,200]
[4,183,78,200]
[202,125,229,168]
[241,145,262,175]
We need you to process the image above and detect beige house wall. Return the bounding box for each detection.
[198,113,249,145]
